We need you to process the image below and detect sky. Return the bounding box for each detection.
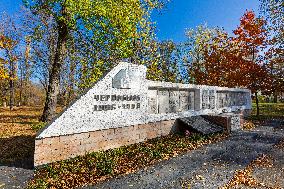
[151,0,260,42]
[0,0,260,43]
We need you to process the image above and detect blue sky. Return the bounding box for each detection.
[0,0,260,42]
[151,0,260,42]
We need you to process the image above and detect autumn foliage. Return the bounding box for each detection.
[0,58,8,80]
[190,11,270,93]
[0,35,15,80]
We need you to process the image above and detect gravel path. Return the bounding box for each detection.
[81,120,284,189]
[0,120,283,189]
[0,166,33,189]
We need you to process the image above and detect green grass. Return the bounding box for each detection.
[31,122,46,131]
[248,103,284,121]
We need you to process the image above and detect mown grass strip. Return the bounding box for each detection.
[249,103,284,121]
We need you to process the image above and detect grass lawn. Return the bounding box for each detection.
[0,107,60,168]
[0,107,41,168]
[249,103,284,121]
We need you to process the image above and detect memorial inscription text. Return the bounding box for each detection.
[93,94,141,111]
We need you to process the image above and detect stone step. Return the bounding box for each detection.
[179,116,224,135]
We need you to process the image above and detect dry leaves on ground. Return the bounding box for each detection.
[242,121,256,130]
[221,154,275,189]
[28,133,228,189]
[274,139,284,149]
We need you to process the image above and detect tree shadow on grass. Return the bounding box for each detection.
[0,135,35,169]
[0,114,40,122]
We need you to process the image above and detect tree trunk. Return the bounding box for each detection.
[9,59,15,110]
[19,62,23,106]
[273,92,277,103]
[255,92,260,116]
[23,37,31,106]
[66,60,75,105]
[40,16,68,122]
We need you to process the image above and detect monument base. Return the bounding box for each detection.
[34,120,177,166]
[34,113,244,166]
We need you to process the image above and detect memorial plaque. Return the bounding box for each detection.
[222,93,226,107]
[217,93,220,108]
[179,116,224,135]
[189,91,195,110]
[241,93,248,105]
[148,90,158,114]
[235,93,239,105]
[224,93,230,107]
[231,93,235,106]
[158,89,170,113]
[217,92,223,108]
[230,92,234,106]
[209,90,215,109]
[238,93,244,106]
[169,90,180,112]
[236,93,240,106]
[179,91,195,110]
[180,90,189,111]
[202,90,209,109]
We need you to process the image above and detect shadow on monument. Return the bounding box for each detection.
[0,135,35,169]
[174,116,224,135]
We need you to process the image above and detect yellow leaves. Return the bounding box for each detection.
[274,139,284,149]
[251,154,273,168]
[222,154,274,189]
[0,58,8,80]
[0,35,18,81]
[221,167,257,189]
[0,107,42,138]
[242,121,256,130]
[195,174,205,181]
[0,67,8,80]
[0,34,18,50]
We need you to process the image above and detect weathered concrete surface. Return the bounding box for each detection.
[81,120,284,189]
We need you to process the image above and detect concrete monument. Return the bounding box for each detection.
[35,62,252,166]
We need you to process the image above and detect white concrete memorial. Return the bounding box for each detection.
[35,62,252,166]
[38,62,251,139]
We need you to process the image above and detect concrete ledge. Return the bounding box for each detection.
[34,119,177,166]
[34,113,246,166]
[202,115,232,134]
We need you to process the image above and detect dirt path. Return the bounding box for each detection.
[81,120,284,189]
